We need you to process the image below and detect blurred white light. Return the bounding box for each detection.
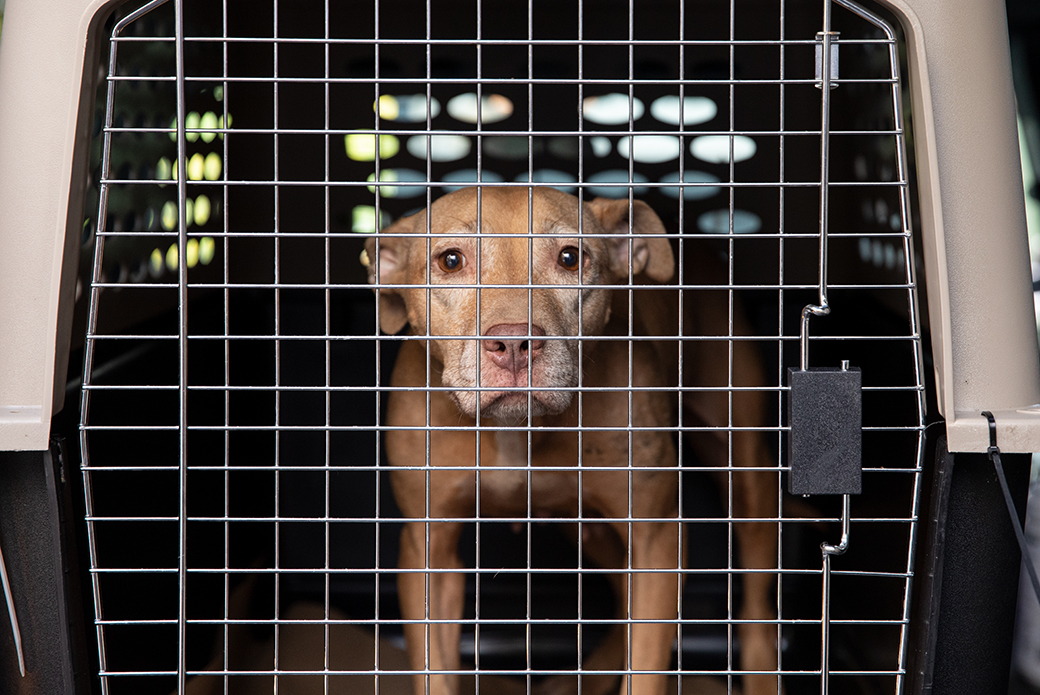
[590,137,612,158]
[696,209,762,235]
[447,93,514,124]
[441,169,504,192]
[618,135,682,164]
[586,170,649,198]
[583,94,645,125]
[376,94,441,122]
[690,135,757,163]
[514,169,577,193]
[367,169,429,199]
[406,135,472,162]
[650,96,717,126]
[859,237,872,262]
[658,171,720,200]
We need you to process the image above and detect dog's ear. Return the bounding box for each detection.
[587,198,675,282]
[363,216,412,335]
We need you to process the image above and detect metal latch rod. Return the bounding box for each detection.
[805,5,850,695]
[820,494,849,695]
[800,3,838,371]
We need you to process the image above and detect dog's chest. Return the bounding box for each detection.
[477,430,581,517]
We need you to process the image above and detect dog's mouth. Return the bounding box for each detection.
[484,388,571,420]
[446,361,577,421]
[451,387,574,422]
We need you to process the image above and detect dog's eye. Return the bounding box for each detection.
[558,247,581,271]
[438,249,465,273]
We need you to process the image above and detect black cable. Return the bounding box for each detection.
[982,411,1040,607]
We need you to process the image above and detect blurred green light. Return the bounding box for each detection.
[149,248,164,275]
[187,153,205,181]
[161,201,177,231]
[352,205,390,233]
[219,113,232,140]
[200,111,219,143]
[194,195,212,226]
[375,95,399,120]
[345,133,400,162]
[186,238,200,268]
[156,157,172,182]
[185,111,201,143]
[203,152,222,181]
[367,170,401,197]
[199,237,216,265]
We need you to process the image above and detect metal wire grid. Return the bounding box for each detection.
[77,0,925,693]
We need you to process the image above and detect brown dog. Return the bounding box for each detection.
[365,187,779,695]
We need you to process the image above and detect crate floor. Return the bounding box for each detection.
[184,597,735,695]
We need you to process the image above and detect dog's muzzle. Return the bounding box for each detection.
[445,322,573,421]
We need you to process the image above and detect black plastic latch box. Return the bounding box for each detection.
[787,366,862,495]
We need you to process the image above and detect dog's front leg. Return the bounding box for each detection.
[615,515,683,695]
[398,520,466,695]
[731,429,782,695]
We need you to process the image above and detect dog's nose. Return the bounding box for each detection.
[481,323,546,373]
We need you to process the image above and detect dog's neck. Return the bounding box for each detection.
[491,426,537,465]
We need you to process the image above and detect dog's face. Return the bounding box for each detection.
[365,187,673,422]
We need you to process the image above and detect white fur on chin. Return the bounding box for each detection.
[449,389,573,423]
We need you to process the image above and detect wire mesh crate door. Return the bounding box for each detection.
[77,0,925,693]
